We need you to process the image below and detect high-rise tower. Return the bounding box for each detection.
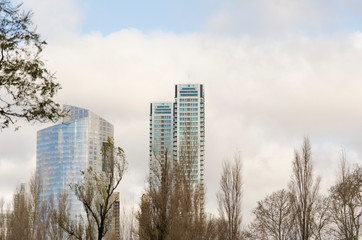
[149,84,205,184]
[174,84,205,184]
[36,105,114,216]
[149,102,173,179]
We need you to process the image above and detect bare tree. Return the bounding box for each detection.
[118,205,136,240]
[56,191,86,240]
[60,138,127,240]
[137,150,173,240]
[4,173,65,240]
[244,221,269,240]
[29,173,52,240]
[288,138,321,240]
[45,196,66,240]
[217,154,243,240]
[138,150,206,240]
[0,174,56,240]
[170,121,206,240]
[137,144,206,239]
[168,159,205,240]
[0,198,6,239]
[137,193,154,240]
[138,115,206,240]
[311,195,330,240]
[6,186,32,240]
[201,214,223,240]
[250,189,295,240]
[151,151,172,240]
[328,156,362,240]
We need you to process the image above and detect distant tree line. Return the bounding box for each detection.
[1,139,361,240]
[243,138,362,240]
[135,138,362,240]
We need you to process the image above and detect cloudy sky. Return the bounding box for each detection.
[1,0,362,223]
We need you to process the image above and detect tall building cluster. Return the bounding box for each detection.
[150,84,205,184]
[35,83,205,237]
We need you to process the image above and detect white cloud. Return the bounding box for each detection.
[16,0,82,41]
[2,0,362,224]
[204,0,362,35]
[40,30,362,222]
[0,153,36,203]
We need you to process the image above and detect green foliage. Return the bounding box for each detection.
[0,0,65,129]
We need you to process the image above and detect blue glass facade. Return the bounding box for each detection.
[36,105,113,216]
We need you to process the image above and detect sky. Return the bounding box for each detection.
[1,0,362,223]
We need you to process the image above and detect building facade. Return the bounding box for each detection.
[36,105,114,216]
[109,192,120,239]
[149,84,205,184]
[149,102,173,180]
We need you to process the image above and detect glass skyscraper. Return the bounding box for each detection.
[149,84,205,184]
[36,105,113,216]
